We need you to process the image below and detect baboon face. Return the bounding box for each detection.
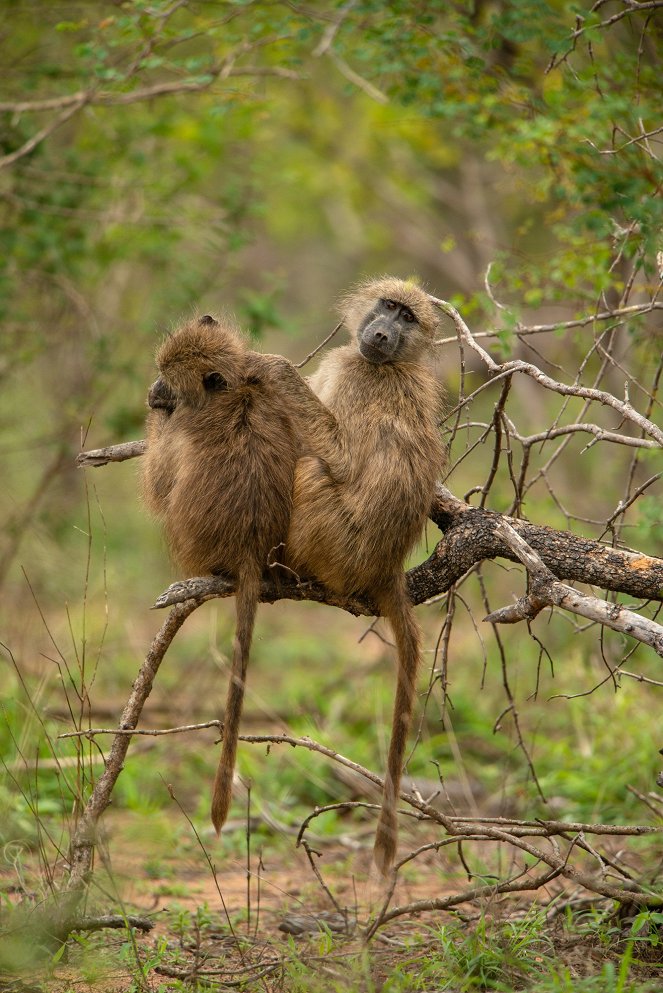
[357,297,419,365]
[148,315,246,413]
[340,278,440,366]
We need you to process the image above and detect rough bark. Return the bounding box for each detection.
[422,487,663,602]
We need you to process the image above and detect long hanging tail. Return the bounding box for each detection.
[210,566,261,833]
[373,580,422,875]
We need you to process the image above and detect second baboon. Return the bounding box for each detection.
[142,314,299,832]
[269,277,446,873]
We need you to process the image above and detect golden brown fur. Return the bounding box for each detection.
[141,314,299,833]
[272,277,446,873]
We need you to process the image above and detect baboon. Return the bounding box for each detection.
[270,277,446,874]
[142,314,299,833]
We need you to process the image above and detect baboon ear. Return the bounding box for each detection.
[199,315,219,326]
[203,371,228,392]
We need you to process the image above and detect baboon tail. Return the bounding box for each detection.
[373,580,421,876]
[211,566,261,833]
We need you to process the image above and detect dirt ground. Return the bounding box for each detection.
[19,836,469,991]
[4,818,663,993]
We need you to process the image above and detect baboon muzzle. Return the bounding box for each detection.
[359,319,400,363]
[148,377,177,413]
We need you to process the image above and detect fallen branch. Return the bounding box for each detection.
[72,914,154,934]
[232,732,663,925]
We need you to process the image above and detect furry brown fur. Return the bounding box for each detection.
[142,314,299,833]
[273,277,447,873]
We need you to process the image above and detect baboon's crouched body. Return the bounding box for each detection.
[142,316,299,832]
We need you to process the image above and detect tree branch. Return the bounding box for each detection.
[484,519,663,656]
[431,296,663,447]
[0,58,301,170]
[76,439,147,467]
[73,430,663,621]
[145,485,663,665]
[59,601,197,934]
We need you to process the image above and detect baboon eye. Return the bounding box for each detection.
[383,299,397,310]
[203,371,228,391]
[403,309,416,323]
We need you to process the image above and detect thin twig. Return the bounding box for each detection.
[294,321,343,369]
[58,720,223,739]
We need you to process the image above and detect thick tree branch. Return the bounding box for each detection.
[484,520,663,656]
[427,486,663,602]
[74,431,663,619]
[150,486,663,662]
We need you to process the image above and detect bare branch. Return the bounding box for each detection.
[434,302,663,345]
[431,296,663,446]
[294,321,343,369]
[312,0,357,56]
[76,439,147,468]
[58,720,223,739]
[508,422,659,451]
[327,52,388,103]
[72,914,154,934]
[0,58,301,169]
[547,2,663,71]
[0,97,89,171]
[63,601,198,915]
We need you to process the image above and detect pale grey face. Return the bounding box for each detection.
[357,298,418,364]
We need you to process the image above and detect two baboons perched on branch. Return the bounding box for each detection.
[141,278,446,873]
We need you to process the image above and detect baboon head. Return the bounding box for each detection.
[338,277,440,365]
[148,315,247,413]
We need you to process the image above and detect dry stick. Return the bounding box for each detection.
[60,601,198,930]
[365,859,564,941]
[507,423,660,451]
[76,439,147,469]
[63,724,659,844]
[294,321,343,369]
[434,300,663,345]
[300,839,348,918]
[72,914,154,933]
[223,734,663,918]
[58,704,662,930]
[59,720,223,739]
[369,865,566,934]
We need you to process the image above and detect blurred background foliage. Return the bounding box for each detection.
[0,0,661,881]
